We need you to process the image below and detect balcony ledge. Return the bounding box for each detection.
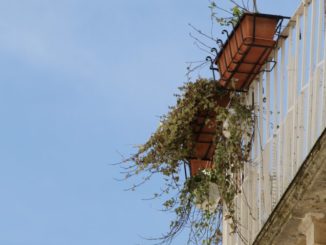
[253,128,326,245]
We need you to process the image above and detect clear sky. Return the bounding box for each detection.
[0,1,300,244]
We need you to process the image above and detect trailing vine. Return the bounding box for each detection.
[122,78,254,245]
[120,3,261,245]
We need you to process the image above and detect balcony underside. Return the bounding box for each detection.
[253,128,326,245]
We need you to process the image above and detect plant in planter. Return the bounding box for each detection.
[189,91,230,176]
[215,13,288,91]
[209,0,258,27]
[208,1,289,91]
[122,78,254,244]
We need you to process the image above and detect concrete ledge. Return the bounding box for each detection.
[253,129,326,245]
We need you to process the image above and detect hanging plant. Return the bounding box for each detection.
[121,78,254,245]
[205,0,289,92]
[209,0,258,26]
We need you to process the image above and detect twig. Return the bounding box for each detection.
[185,60,206,64]
[189,32,213,50]
[186,61,208,77]
[188,23,216,42]
[214,5,234,15]
[230,0,248,11]
[253,0,258,12]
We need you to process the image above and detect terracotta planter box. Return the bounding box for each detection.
[189,92,230,176]
[190,159,214,176]
[215,13,286,91]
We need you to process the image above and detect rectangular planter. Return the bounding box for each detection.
[189,92,230,176]
[190,159,214,176]
[215,13,286,91]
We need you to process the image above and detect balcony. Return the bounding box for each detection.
[222,0,326,244]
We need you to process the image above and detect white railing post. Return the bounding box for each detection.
[322,0,326,129]
[286,24,295,187]
[307,0,317,150]
[271,45,279,206]
[291,14,301,175]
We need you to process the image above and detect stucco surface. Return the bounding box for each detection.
[253,129,326,245]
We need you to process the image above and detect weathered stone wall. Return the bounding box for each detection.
[253,129,326,244]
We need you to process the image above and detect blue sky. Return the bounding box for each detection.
[0,1,300,244]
